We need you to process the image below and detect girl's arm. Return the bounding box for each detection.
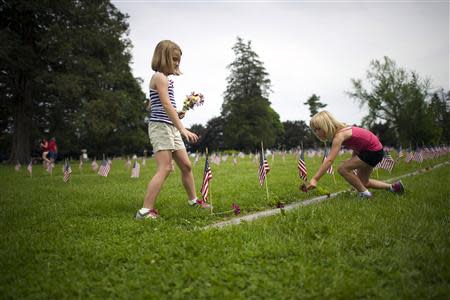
[307,133,345,190]
[153,74,198,143]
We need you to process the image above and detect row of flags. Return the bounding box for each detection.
[13,145,450,188]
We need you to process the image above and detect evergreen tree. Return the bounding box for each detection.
[304,94,327,117]
[221,37,282,151]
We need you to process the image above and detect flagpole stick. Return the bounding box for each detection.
[332,172,337,185]
[209,186,213,215]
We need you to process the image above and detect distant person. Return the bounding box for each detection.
[306,111,404,197]
[40,138,51,164]
[135,40,208,220]
[47,137,58,162]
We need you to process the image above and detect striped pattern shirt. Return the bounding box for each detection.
[149,79,176,125]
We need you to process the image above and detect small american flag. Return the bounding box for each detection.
[375,151,395,173]
[323,148,334,175]
[200,155,213,201]
[405,150,413,163]
[27,160,33,176]
[126,158,131,169]
[15,161,21,172]
[91,159,99,171]
[297,149,307,181]
[131,160,140,178]
[258,151,270,186]
[412,149,423,163]
[397,147,404,160]
[98,159,111,177]
[63,160,72,182]
[46,161,54,174]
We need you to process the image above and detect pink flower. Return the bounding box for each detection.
[232,203,240,215]
[182,92,204,113]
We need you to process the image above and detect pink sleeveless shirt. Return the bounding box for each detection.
[341,126,383,152]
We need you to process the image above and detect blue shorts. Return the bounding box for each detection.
[48,151,58,160]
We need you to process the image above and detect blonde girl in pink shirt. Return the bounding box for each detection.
[307,111,404,198]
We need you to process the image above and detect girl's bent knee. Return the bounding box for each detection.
[337,166,346,176]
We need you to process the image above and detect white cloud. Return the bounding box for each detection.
[113,0,449,127]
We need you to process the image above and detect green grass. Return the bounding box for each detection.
[1,154,449,299]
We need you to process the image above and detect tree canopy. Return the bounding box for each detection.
[221,37,283,151]
[0,0,147,163]
[304,94,327,118]
[347,56,445,146]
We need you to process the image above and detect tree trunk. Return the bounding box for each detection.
[9,73,32,164]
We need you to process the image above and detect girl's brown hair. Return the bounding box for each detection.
[151,40,182,75]
[310,111,347,141]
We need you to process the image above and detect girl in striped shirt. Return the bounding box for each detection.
[135,40,209,220]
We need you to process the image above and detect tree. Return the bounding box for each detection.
[347,56,441,146]
[186,123,207,153]
[304,94,327,117]
[200,117,226,152]
[280,120,316,150]
[221,37,282,151]
[429,89,450,144]
[0,0,146,162]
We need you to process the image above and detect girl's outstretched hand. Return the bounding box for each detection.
[181,129,198,143]
[306,178,318,191]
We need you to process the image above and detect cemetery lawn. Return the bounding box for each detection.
[1,154,449,299]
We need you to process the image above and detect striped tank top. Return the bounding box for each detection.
[149,79,177,125]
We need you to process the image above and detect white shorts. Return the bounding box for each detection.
[148,121,185,153]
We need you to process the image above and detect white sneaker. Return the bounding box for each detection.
[358,191,372,198]
[135,208,159,219]
[188,199,211,209]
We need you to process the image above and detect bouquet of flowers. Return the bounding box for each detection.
[181,92,204,113]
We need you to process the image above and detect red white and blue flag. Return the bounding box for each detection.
[27,160,33,176]
[297,149,307,181]
[131,160,140,178]
[200,154,213,201]
[375,151,395,173]
[91,159,99,171]
[63,159,72,182]
[98,159,111,177]
[259,151,270,186]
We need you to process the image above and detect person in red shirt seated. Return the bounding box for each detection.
[47,137,58,162]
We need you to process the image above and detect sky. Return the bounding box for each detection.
[112,0,449,127]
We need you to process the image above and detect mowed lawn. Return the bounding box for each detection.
[1,153,449,299]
